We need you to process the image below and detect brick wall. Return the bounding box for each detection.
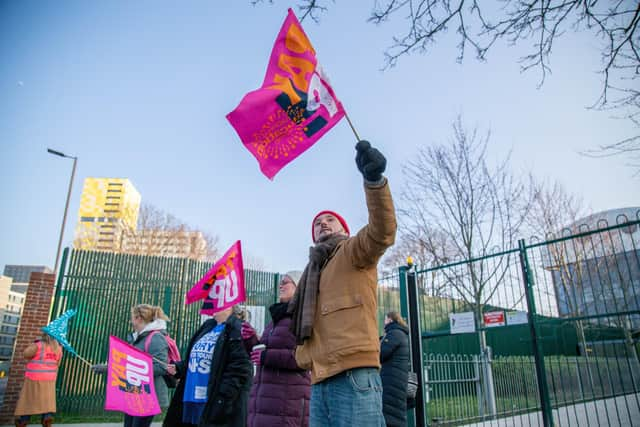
[0,272,56,423]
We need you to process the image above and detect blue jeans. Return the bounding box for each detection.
[310,367,385,427]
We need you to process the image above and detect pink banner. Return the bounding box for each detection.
[104,336,160,417]
[227,8,345,179]
[186,240,246,315]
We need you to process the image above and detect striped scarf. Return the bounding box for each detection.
[288,233,348,344]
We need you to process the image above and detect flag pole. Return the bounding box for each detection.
[74,353,93,367]
[344,111,360,142]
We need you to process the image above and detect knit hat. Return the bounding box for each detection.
[283,270,303,286]
[311,210,350,242]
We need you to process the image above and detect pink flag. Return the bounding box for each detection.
[186,240,246,315]
[104,336,161,417]
[227,8,345,179]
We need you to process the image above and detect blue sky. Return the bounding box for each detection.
[1,1,638,275]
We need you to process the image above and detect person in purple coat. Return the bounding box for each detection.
[247,271,311,427]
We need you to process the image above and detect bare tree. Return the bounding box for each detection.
[399,117,533,351]
[530,194,640,362]
[120,203,220,262]
[252,0,330,22]
[583,137,640,177]
[265,0,640,173]
[527,178,588,239]
[382,228,456,297]
[525,179,597,361]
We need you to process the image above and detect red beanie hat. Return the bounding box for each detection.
[312,210,350,242]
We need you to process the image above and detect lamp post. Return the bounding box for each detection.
[47,148,77,274]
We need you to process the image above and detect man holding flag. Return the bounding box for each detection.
[227,8,396,425]
[288,141,397,426]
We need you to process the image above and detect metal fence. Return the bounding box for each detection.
[50,247,402,417]
[50,248,279,415]
[407,215,640,426]
[48,215,640,424]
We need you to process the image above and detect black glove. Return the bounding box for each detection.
[355,140,386,182]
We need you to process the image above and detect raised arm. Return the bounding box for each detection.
[346,141,397,268]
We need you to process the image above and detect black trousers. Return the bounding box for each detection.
[123,414,155,427]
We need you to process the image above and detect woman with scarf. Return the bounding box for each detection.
[248,271,310,427]
[163,305,252,427]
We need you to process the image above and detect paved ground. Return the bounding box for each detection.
[462,392,640,427]
[2,393,638,426]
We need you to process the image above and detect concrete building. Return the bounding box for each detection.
[546,207,640,355]
[73,178,141,252]
[0,276,25,361]
[3,265,52,284]
[120,229,208,260]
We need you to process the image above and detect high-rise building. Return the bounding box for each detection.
[73,178,141,252]
[3,265,52,283]
[0,275,25,361]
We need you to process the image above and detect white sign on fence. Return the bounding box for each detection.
[506,310,529,325]
[449,311,476,334]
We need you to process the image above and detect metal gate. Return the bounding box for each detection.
[403,216,640,426]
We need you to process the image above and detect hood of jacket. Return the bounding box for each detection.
[133,318,167,341]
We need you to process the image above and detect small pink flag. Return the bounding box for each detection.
[227,8,345,179]
[186,240,246,315]
[104,336,161,417]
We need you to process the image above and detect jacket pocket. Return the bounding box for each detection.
[320,294,363,315]
[320,295,367,353]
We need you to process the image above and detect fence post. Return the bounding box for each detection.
[403,265,428,427]
[518,239,554,427]
[273,272,280,304]
[475,355,483,417]
[399,266,416,427]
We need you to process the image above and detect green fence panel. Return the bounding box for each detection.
[51,249,279,416]
[49,216,640,424]
[409,217,640,426]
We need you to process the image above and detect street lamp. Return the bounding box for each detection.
[47,148,77,274]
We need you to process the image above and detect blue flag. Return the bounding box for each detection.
[42,308,78,356]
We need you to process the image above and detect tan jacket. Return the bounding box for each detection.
[295,181,396,384]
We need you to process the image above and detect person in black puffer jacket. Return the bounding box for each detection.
[163,306,253,427]
[380,312,410,427]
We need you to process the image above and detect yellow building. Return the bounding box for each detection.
[73,178,141,252]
